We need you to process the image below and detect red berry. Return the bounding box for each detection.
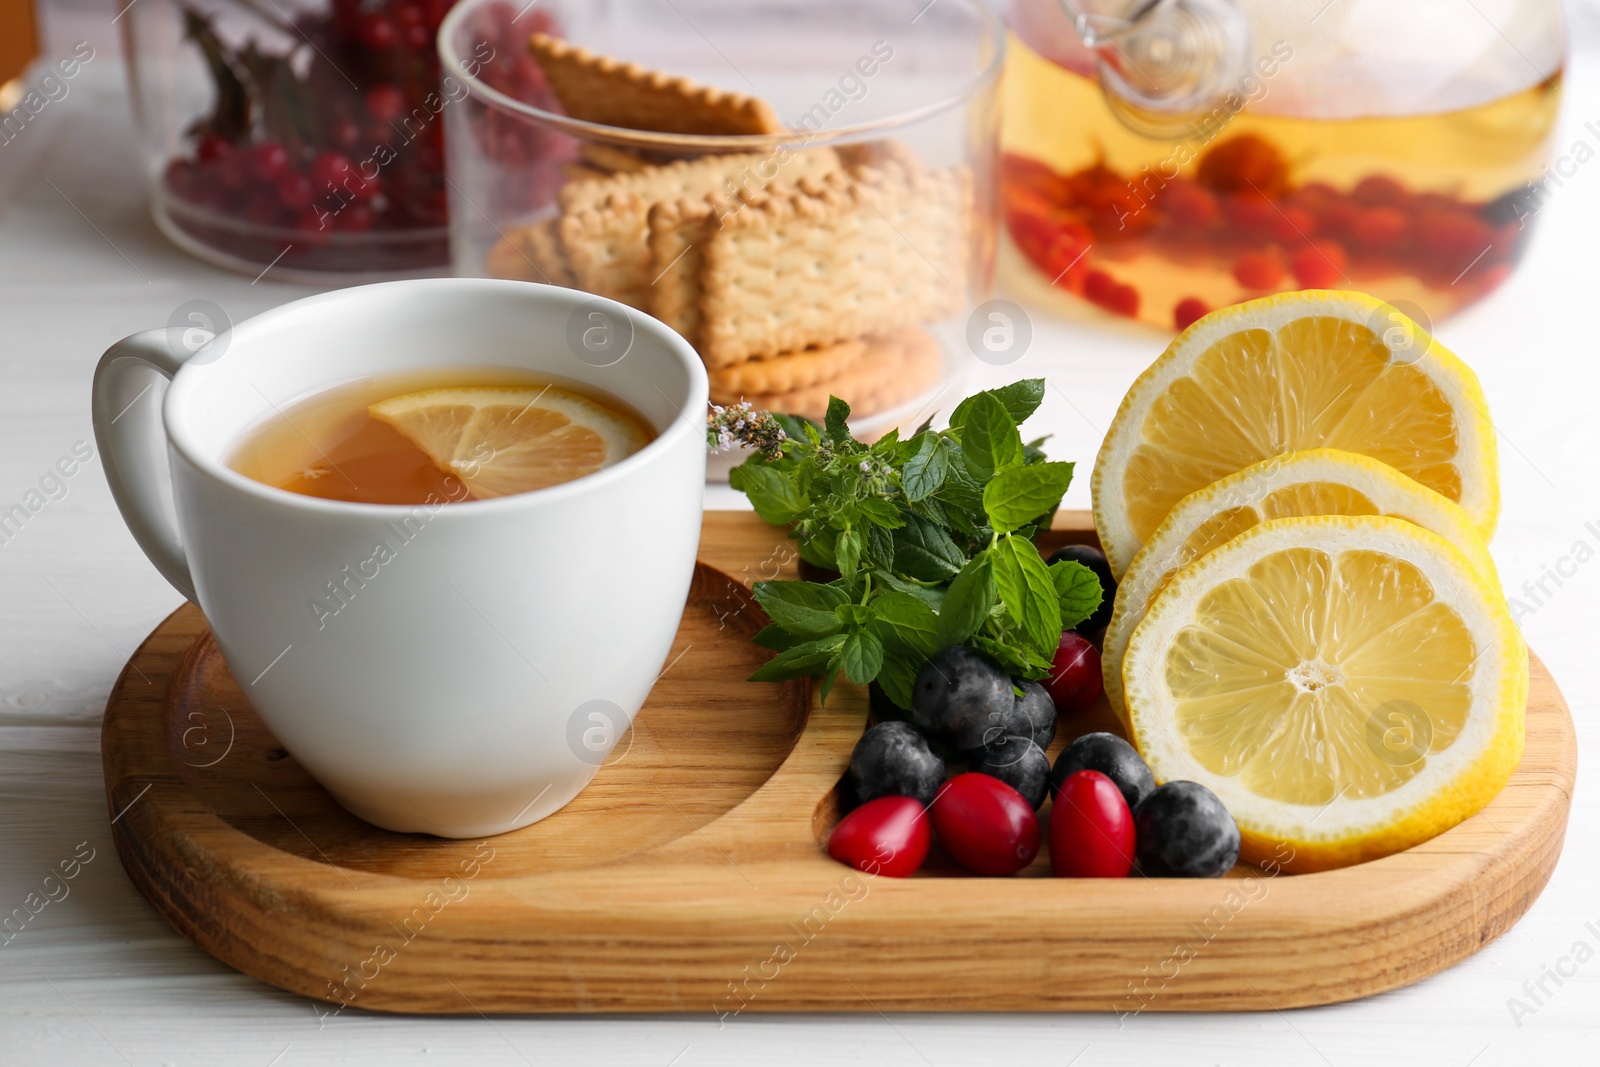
[403,23,431,51]
[1196,134,1289,196]
[357,14,398,50]
[1415,209,1492,258]
[217,151,251,192]
[1317,198,1359,239]
[195,134,230,164]
[365,84,406,123]
[311,151,355,189]
[1224,192,1277,234]
[1352,174,1408,206]
[931,773,1040,876]
[162,159,199,201]
[1050,770,1136,878]
[1002,153,1073,205]
[1232,249,1285,290]
[1043,233,1091,285]
[1083,269,1116,304]
[1290,240,1348,288]
[1044,631,1103,715]
[244,190,282,226]
[827,796,931,878]
[276,170,314,209]
[337,202,375,232]
[248,140,290,181]
[1106,282,1140,318]
[1174,296,1210,331]
[1351,206,1408,248]
[1270,204,1317,243]
[1161,179,1220,228]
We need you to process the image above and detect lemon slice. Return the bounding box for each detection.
[1101,448,1500,724]
[1123,515,1526,873]
[1092,291,1499,578]
[369,386,649,499]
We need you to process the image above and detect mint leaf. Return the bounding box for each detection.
[1050,559,1104,631]
[748,633,847,681]
[824,396,852,446]
[751,581,847,637]
[874,570,946,610]
[874,652,921,712]
[835,527,862,580]
[937,552,996,647]
[869,591,941,655]
[751,624,808,651]
[729,462,805,525]
[994,379,1047,424]
[864,523,895,573]
[953,393,1024,482]
[934,451,986,535]
[838,628,885,685]
[971,632,1053,678]
[951,379,1045,429]
[891,514,964,582]
[901,433,949,502]
[982,462,1075,534]
[991,536,1062,657]
[856,494,904,529]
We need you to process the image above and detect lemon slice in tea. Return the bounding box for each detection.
[370,386,649,499]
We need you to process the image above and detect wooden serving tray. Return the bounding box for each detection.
[101,511,1576,1014]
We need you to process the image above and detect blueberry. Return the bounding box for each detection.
[1048,544,1116,634]
[1010,681,1058,750]
[1050,732,1154,812]
[912,646,1013,750]
[1133,781,1240,878]
[968,736,1051,810]
[849,721,945,808]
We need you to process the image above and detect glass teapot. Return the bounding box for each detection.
[1001,0,1565,330]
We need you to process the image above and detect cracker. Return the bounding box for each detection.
[524,217,575,287]
[719,328,941,419]
[485,229,541,282]
[558,193,653,307]
[560,149,840,310]
[559,147,839,214]
[562,163,612,183]
[837,138,921,174]
[698,163,971,366]
[484,219,575,287]
[708,336,868,397]
[578,143,656,174]
[529,34,783,136]
[647,197,720,347]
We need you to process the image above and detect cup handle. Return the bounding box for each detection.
[92,329,199,602]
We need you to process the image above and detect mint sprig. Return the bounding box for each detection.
[721,382,1103,708]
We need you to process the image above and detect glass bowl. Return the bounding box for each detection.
[439,0,1005,440]
[123,0,495,281]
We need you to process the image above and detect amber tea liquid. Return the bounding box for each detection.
[228,367,652,505]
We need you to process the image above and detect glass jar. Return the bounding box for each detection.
[123,0,492,280]
[1002,0,1565,330]
[440,0,1004,437]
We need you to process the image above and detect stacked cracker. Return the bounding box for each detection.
[484,36,974,420]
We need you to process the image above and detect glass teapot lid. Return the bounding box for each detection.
[1019,0,1564,122]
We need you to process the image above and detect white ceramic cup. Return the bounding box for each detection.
[93,279,708,837]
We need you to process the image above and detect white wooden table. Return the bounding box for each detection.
[2,31,1597,1067]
